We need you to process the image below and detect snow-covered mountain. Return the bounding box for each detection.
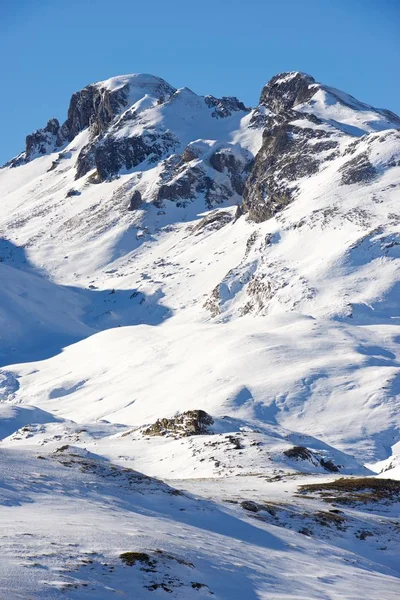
[0,71,399,599]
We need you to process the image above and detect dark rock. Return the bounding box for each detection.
[205,95,248,118]
[25,118,62,161]
[242,117,337,222]
[47,151,70,172]
[233,204,243,222]
[203,284,221,317]
[157,167,200,204]
[155,161,230,210]
[65,188,81,198]
[241,500,260,512]
[259,72,316,113]
[9,76,176,170]
[320,458,340,472]
[76,129,178,181]
[154,143,253,210]
[63,84,128,141]
[120,552,154,567]
[181,146,200,163]
[64,75,175,142]
[191,210,232,234]
[284,446,314,461]
[209,147,253,195]
[128,190,142,211]
[340,152,378,185]
[284,446,341,472]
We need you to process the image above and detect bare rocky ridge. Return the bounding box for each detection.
[3,70,400,328]
[7,70,399,225]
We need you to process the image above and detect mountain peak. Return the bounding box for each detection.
[259,71,317,112]
[93,72,176,95]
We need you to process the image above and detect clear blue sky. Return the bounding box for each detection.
[1,0,399,164]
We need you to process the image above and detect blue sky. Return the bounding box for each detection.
[1,0,399,164]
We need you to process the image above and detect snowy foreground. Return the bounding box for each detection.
[0,71,399,598]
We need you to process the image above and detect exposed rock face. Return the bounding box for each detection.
[153,142,253,210]
[95,130,179,181]
[241,500,260,512]
[63,83,128,141]
[259,72,317,113]
[7,118,64,167]
[209,146,253,195]
[204,95,248,118]
[240,72,339,223]
[10,74,177,171]
[63,75,176,144]
[71,86,248,183]
[242,113,339,222]
[155,162,208,205]
[240,70,400,223]
[26,118,63,158]
[8,84,129,167]
[128,190,142,211]
[6,70,400,227]
[142,410,214,438]
[191,210,232,235]
[76,129,178,181]
[340,152,378,185]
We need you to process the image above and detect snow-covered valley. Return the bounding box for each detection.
[0,70,399,599]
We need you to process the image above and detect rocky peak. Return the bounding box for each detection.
[6,70,400,228]
[259,71,317,113]
[64,74,176,141]
[9,73,177,168]
[6,118,65,167]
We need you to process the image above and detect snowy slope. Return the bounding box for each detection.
[0,71,399,598]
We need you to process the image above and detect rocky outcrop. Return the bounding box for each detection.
[239,72,345,223]
[259,72,317,113]
[75,128,179,181]
[340,152,378,185]
[283,446,341,472]
[26,118,63,157]
[242,113,339,222]
[209,146,253,195]
[142,410,214,438]
[239,70,400,223]
[65,76,176,142]
[63,83,128,141]
[205,95,248,118]
[97,131,178,181]
[8,84,128,167]
[191,210,232,235]
[7,118,64,167]
[128,190,142,211]
[153,142,253,210]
